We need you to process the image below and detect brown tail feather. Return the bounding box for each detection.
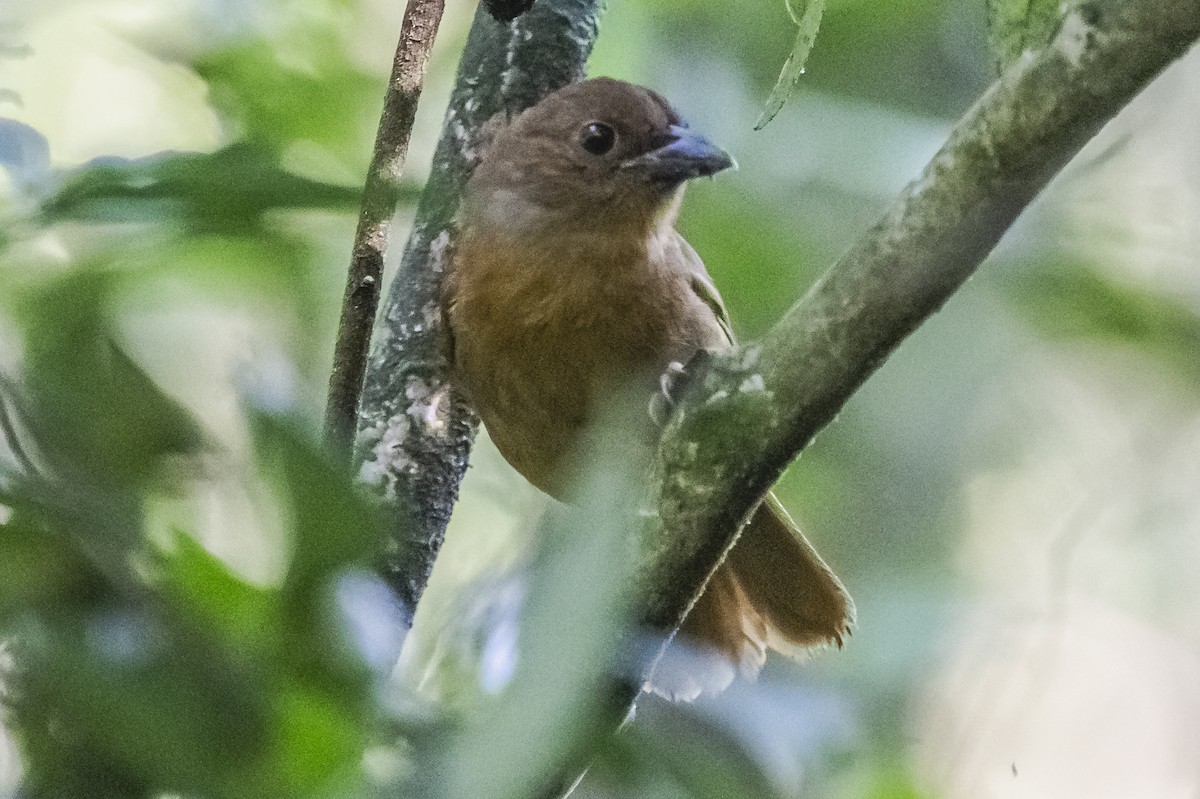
[678,561,769,673]
[677,493,853,674]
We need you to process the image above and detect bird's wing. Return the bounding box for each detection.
[676,235,736,347]
[690,272,735,346]
[440,249,461,369]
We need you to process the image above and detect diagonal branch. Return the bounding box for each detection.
[638,0,1200,650]
[324,0,446,466]
[355,0,605,631]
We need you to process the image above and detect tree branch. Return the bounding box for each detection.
[355,0,605,629]
[639,0,1200,646]
[324,0,445,466]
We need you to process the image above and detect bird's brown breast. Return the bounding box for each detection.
[446,226,728,497]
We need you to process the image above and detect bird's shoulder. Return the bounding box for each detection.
[658,231,735,347]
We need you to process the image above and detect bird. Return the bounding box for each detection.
[443,77,852,697]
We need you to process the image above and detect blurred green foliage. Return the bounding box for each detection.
[2,0,1198,797]
[40,144,374,231]
[1007,263,1200,388]
[0,275,380,798]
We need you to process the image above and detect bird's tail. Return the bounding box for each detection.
[648,494,853,700]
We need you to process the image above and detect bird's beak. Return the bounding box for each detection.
[623,124,735,185]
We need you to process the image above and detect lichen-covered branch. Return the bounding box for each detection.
[639,0,1200,641]
[324,0,445,466]
[355,0,605,628]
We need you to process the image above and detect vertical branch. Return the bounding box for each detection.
[356,0,605,629]
[324,0,446,466]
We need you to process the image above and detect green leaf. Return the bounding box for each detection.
[861,758,931,799]
[193,38,379,160]
[247,409,385,691]
[15,270,206,488]
[601,703,784,799]
[157,528,279,651]
[0,503,96,619]
[755,0,826,130]
[4,404,382,799]
[249,410,380,602]
[985,0,1062,73]
[271,682,366,794]
[13,604,272,798]
[39,144,373,232]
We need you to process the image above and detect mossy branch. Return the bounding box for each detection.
[638,0,1200,645]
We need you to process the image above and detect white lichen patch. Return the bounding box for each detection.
[428,228,451,273]
[667,466,726,505]
[1056,7,1097,69]
[421,298,441,330]
[450,113,476,163]
[499,20,522,99]
[367,219,390,251]
[738,374,766,394]
[737,345,762,370]
[704,389,730,406]
[356,415,413,498]
[404,376,451,436]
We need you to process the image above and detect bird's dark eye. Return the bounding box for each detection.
[580,122,616,156]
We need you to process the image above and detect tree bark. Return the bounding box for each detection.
[355,0,605,633]
[324,0,445,466]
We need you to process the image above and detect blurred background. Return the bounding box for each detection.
[2,0,1199,797]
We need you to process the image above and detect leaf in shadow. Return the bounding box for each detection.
[37,144,411,233]
[14,270,207,489]
[597,699,785,799]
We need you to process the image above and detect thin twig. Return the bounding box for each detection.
[323,0,446,467]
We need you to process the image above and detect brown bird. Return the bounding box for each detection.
[443,77,852,697]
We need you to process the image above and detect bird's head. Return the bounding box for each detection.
[465,77,734,237]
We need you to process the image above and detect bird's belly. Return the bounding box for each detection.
[460,315,669,497]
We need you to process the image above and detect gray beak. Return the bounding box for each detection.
[623,124,735,185]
